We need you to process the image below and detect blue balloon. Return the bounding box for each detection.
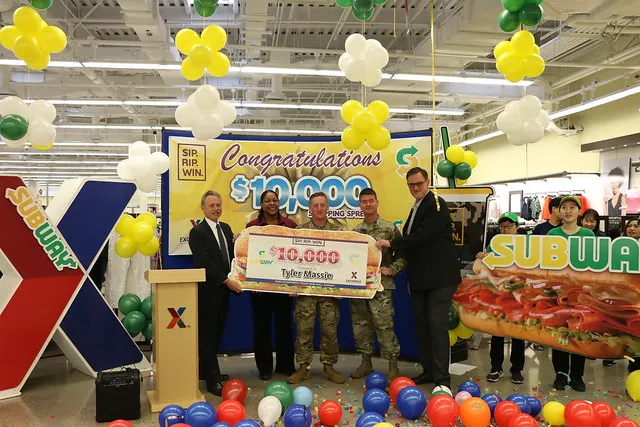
[185,402,217,427]
[283,404,312,427]
[481,393,502,417]
[396,386,427,420]
[213,423,232,427]
[506,394,530,414]
[355,412,385,427]
[293,386,313,407]
[159,404,185,427]
[526,396,542,417]
[365,372,388,391]
[362,389,390,416]
[235,421,261,427]
[457,381,481,397]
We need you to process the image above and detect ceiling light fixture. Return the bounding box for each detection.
[392,74,533,87]
[0,151,129,157]
[1,165,118,170]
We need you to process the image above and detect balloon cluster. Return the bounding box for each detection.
[436,145,478,186]
[175,25,230,81]
[541,400,636,427]
[335,0,388,21]
[341,100,391,150]
[0,7,67,70]
[339,33,389,87]
[494,30,544,83]
[256,382,318,427]
[498,0,544,32]
[116,141,170,193]
[117,293,153,339]
[114,212,160,258]
[447,304,475,346]
[193,0,220,18]
[496,95,549,146]
[0,96,56,149]
[175,85,237,141]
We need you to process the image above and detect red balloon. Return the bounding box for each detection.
[495,400,522,427]
[107,421,133,427]
[222,378,248,403]
[508,414,538,427]
[217,400,247,425]
[427,394,459,427]
[319,400,342,426]
[565,400,599,427]
[389,377,416,402]
[609,419,640,427]
[592,402,616,426]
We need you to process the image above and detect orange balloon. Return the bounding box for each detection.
[460,397,491,427]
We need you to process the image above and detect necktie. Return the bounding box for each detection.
[405,206,417,235]
[216,223,230,272]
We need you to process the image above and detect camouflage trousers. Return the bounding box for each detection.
[293,296,339,366]
[350,290,400,359]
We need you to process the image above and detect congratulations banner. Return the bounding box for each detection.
[167,132,430,256]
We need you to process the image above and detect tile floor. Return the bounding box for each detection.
[1,338,639,426]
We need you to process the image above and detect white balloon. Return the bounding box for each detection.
[0,96,29,118]
[136,173,158,193]
[361,68,382,87]
[192,116,223,141]
[117,159,135,180]
[175,103,197,128]
[536,110,550,130]
[128,157,151,177]
[149,151,170,175]
[521,119,545,144]
[2,135,26,147]
[345,33,367,59]
[344,58,366,82]
[258,396,282,427]
[519,95,542,119]
[193,85,220,114]
[507,132,526,146]
[365,43,389,69]
[338,52,351,72]
[496,111,522,135]
[504,101,521,117]
[27,120,56,147]
[215,100,237,126]
[0,0,13,13]
[27,100,56,123]
[129,140,151,158]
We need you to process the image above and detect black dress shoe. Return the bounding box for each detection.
[411,372,434,385]
[259,373,272,381]
[206,380,223,396]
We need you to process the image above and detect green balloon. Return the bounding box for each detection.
[199,0,218,5]
[352,0,373,12]
[498,10,520,32]
[0,114,28,141]
[454,162,472,180]
[436,159,455,178]
[335,0,352,7]
[526,0,543,4]
[140,296,152,319]
[352,6,374,21]
[432,391,451,397]
[448,305,460,330]
[122,311,147,337]
[28,0,53,9]
[519,3,543,26]
[118,293,141,315]
[373,0,387,4]
[194,0,217,17]
[264,381,294,411]
[143,321,153,340]
[501,0,525,13]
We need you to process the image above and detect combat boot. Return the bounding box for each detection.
[286,365,311,384]
[388,359,400,381]
[322,364,346,384]
[351,355,374,379]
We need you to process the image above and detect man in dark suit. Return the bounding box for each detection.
[376,167,460,390]
[189,190,242,396]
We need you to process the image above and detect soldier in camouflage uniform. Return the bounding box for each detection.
[350,188,406,381]
[287,192,346,385]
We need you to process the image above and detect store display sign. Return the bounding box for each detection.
[454,234,640,359]
[230,225,380,299]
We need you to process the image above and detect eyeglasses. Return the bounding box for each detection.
[499,223,517,230]
[407,181,426,189]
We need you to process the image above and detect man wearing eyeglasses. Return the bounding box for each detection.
[376,167,460,391]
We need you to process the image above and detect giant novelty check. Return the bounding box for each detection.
[229,225,382,298]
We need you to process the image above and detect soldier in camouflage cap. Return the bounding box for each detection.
[287,192,346,385]
[350,188,405,381]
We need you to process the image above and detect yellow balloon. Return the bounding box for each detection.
[542,402,565,425]
[13,35,41,61]
[496,52,522,76]
[446,145,464,164]
[374,423,395,427]
[523,54,545,78]
[115,236,137,258]
[352,111,377,135]
[531,44,540,55]
[189,44,213,68]
[366,126,391,151]
[0,26,20,50]
[366,100,389,125]
[136,212,158,229]
[627,370,640,401]
[31,141,53,150]
[201,24,227,52]
[13,7,42,36]
[181,57,205,81]
[130,222,154,245]
[206,52,230,77]
[36,26,67,53]
[454,322,474,339]
[138,236,160,256]
[340,100,365,125]
[456,178,467,186]
[115,214,135,236]
[26,51,49,70]
[505,69,526,83]
[341,126,365,150]
[462,150,478,168]
[493,40,511,60]
[448,330,457,347]
[511,30,535,56]
[175,28,200,55]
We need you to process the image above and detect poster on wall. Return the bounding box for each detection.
[454,234,640,359]
[601,157,631,216]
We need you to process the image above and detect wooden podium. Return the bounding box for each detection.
[145,269,206,412]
